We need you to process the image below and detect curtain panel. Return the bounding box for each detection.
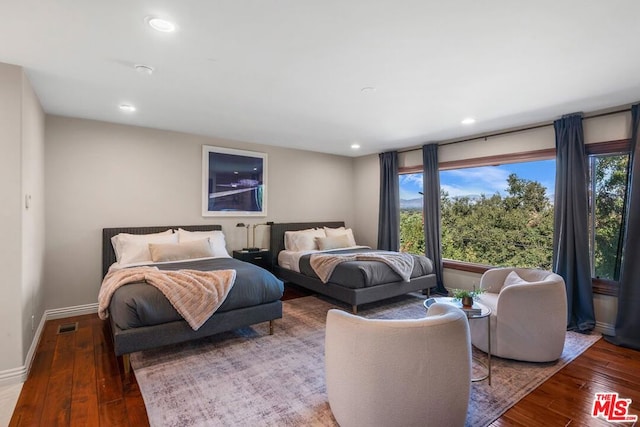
[377,151,400,251]
[606,103,640,350]
[553,113,595,332]
[422,144,447,294]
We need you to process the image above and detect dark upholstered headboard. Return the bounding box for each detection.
[269,221,345,267]
[102,224,222,277]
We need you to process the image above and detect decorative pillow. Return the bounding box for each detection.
[177,228,230,258]
[316,234,352,251]
[111,230,178,265]
[503,271,529,288]
[324,226,357,247]
[149,239,215,262]
[284,228,326,251]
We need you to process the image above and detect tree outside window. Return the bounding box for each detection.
[589,153,629,281]
[400,159,556,269]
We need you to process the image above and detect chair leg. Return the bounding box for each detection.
[269,320,274,335]
[352,305,358,314]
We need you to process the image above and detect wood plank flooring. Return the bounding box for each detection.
[10,291,640,426]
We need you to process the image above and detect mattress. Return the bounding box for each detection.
[281,248,434,289]
[108,257,284,330]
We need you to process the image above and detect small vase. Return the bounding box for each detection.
[461,296,473,308]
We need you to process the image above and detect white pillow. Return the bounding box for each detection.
[503,271,529,288]
[149,239,214,262]
[324,226,357,247]
[316,234,351,250]
[115,232,179,265]
[111,229,173,262]
[177,228,230,258]
[284,228,326,251]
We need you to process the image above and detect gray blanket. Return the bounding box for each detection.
[299,248,433,289]
[310,252,414,283]
[108,258,283,330]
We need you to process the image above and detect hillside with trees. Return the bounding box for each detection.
[401,174,554,269]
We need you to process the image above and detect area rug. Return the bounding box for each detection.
[131,294,601,427]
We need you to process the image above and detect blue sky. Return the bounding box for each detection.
[399,159,556,200]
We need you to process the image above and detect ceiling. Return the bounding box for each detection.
[2,1,640,157]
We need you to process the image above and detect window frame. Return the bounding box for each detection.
[398,141,630,296]
[585,139,630,296]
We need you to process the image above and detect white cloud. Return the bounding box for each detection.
[399,173,423,186]
[442,166,510,197]
[399,173,423,200]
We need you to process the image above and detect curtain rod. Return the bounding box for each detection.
[397,107,631,155]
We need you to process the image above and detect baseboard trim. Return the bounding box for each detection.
[0,303,99,386]
[595,321,615,337]
[0,366,27,388]
[45,303,99,320]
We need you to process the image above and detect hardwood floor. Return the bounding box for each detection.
[10,296,640,426]
[491,338,640,426]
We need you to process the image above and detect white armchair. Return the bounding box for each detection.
[325,303,471,427]
[470,267,567,362]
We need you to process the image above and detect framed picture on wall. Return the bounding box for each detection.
[202,145,267,217]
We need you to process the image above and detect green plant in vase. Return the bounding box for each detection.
[451,286,485,308]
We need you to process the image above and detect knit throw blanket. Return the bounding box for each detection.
[310,252,414,283]
[98,266,236,330]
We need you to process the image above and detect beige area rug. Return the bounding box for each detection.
[131,295,601,427]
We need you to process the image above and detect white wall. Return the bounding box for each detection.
[352,154,379,249]
[44,116,355,310]
[0,63,24,371]
[353,112,631,332]
[0,63,45,375]
[20,71,46,361]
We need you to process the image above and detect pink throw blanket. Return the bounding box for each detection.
[98,266,236,330]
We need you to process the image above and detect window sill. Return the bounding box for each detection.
[443,260,618,297]
[442,260,492,274]
[592,278,618,297]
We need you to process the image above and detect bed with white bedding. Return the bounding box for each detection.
[101,225,284,376]
[270,221,436,313]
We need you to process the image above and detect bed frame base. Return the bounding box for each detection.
[116,313,280,381]
[103,225,284,383]
[269,221,437,313]
[276,267,436,313]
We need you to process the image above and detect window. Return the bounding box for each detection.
[400,158,557,271]
[400,141,632,294]
[588,152,630,281]
[440,160,556,269]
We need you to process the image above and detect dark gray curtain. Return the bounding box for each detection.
[422,144,447,294]
[606,103,640,350]
[553,113,595,332]
[378,151,400,251]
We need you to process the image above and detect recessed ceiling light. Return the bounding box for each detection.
[119,104,136,113]
[351,143,361,149]
[461,117,476,125]
[147,17,176,32]
[135,64,154,75]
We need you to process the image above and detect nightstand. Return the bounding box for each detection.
[232,249,272,272]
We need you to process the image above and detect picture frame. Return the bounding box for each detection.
[202,145,267,217]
